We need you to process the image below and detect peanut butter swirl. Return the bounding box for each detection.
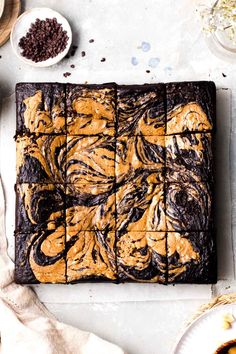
[166,133,213,182]
[16,135,67,183]
[166,182,212,232]
[66,84,116,136]
[117,84,165,136]
[117,231,166,282]
[16,83,66,134]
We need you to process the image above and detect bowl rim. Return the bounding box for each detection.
[0,0,5,19]
[10,7,72,67]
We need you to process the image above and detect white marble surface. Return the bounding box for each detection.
[0,1,236,353]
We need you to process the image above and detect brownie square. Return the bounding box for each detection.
[117,84,165,136]
[66,230,117,282]
[66,84,116,136]
[16,83,66,134]
[15,230,66,284]
[116,135,165,184]
[66,184,116,232]
[66,135,115,186]
[165,133,213,183]
[166,81,216,135]
[167,231,217,283]
[16,135,66,183]
[15,183,65,232]
[165,182,212,231]
[117,231,167,282]
[116,181,166,233]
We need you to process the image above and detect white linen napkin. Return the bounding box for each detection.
[0,177,125,354]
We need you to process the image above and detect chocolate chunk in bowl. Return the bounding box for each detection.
[11,8,72,67]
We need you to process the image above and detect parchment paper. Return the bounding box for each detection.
[0,88,232,303]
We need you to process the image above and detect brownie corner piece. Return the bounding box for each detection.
[66,83,116,136]
[16,82,66,134]
[166,81,216,135]
[167,231,217,284]
[117,83,165,136]
[15,230,66,284]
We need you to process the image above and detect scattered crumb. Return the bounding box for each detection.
[222,73,227,77]
[70,64,75,68]
[84,80,88,84]
[225,285,231,290]
[146,70,150,73]
[222,313,235,330]
[0,55,2,59]
[81,51,86,57]
[63,72,71,78]
[101,57,106,62]
[89,39,94,43]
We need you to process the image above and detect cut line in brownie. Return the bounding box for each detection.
[66,230,117,282]
[15,230,66,284]
[16,134,66,183]
[117,84,166,136]
[117,231,167,283]
[16,83,66,135]
[165,133,213,183]
[66,83,116,136]
[167,231,217,283]
[166,81,216,135]
[15,183,65,233]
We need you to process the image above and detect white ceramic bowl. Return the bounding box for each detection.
[10,7,72,67]
[0,0,5,19]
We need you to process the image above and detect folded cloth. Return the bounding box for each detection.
[0,177,125,354]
